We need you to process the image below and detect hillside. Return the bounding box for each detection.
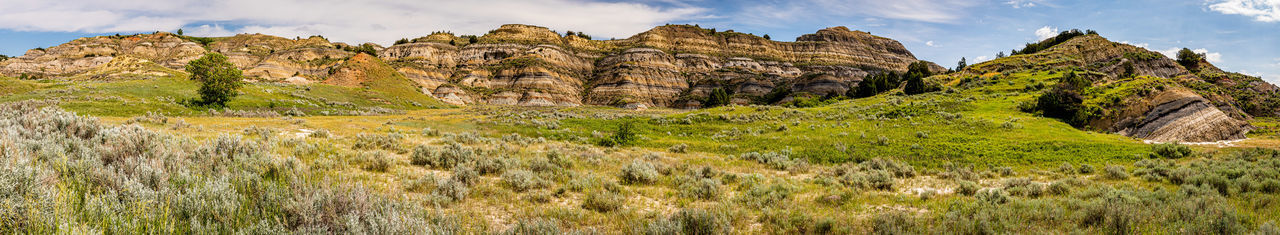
[950,32,1277,142]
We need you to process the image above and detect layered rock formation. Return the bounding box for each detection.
[0,33,204,78]
[381,25,946,107]
[0,24,942,108]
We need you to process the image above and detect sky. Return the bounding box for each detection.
[0,0,1277,84]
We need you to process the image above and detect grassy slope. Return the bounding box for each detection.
[483,71,1151,168]
[0,74,448,116]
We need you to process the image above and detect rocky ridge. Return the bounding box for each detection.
[0,24,940,108]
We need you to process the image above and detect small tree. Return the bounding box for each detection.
[185,53,243,107]
[763,34,771,40]
[176,28,184,36]
[903,61,935,95]
[996,51,1006,58]
[956,57,967,71]
[1176,48,1203,69]
[469,35,479,44]
[705,88,731,107]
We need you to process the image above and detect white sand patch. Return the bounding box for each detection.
[293,129,314,138]
[1143,138,1247,148]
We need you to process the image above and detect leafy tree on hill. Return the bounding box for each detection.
[576,32,591,40]
[395,38,410,45]
[903,61,936,95]
[176,28,183,36]
[1176,48,1204,70]
[997,51,1006,58]
[185,53,244,107]
[763,34,771,40]
[1012,29,1087,55]
[855,72,901,98]
[468,35,479,44]
[956,57,967,71]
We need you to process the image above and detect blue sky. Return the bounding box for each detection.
[1,0,1277,83]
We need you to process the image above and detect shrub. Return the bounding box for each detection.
[309,129,331,138]
[410,142,474,169]
[503,218,560,235]
[976,189,1010,204]
[185,53,244,107]
[1151,143,1194,159]
[360,151,394,172]
[596,122,638,147]
[1047,181,1071,195]
[582,190,624,213]
[671,208,733,235]
[642,208,732,235]
[873,212,917,235]
[353,133,405,152]
[1079,164,1095,174]
[434,178,470,202]
[668,143,689,153]
[1058,162,1075,174]
[956,181,980,196]
[501,170,542,192]
[475,157,512,175]
[705,88,732,107]
[451,164,479,186]
[619,160,660,185]
[740,150,809,171]
[405,174,437,193]
[1104,165,1129,180]
[678,177,721,200]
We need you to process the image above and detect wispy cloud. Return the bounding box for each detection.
[1207,0,1280,22]
[0,0,706,45]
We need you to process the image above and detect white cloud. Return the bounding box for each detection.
[925,41,937,47]
[1155,47,1223,63]
[1005,0,1038,8]
[1119,41,1150,49]
[770,0,980,24]
[0,0,706,45]
[975,56,990,62]
[1034,26,1058,40]
[1207,0,1280,22]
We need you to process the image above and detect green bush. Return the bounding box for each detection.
[956,181,980,196]
[1151,143,1194,159]
[1079,164,1095,174]
[678,177,721,200]
[873,212,917,235]
[976,189,1010,204]
[596,122,638,147]
[1104,165,1129,180]
[360,151,394,172]
[641,208,732,235]
[501,170,542,192]
[619,160,659,185]
[582,190,624,213]
[502,218,560,235]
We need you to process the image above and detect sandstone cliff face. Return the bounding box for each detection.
[375,24,940,108]
[0,33,204,78]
